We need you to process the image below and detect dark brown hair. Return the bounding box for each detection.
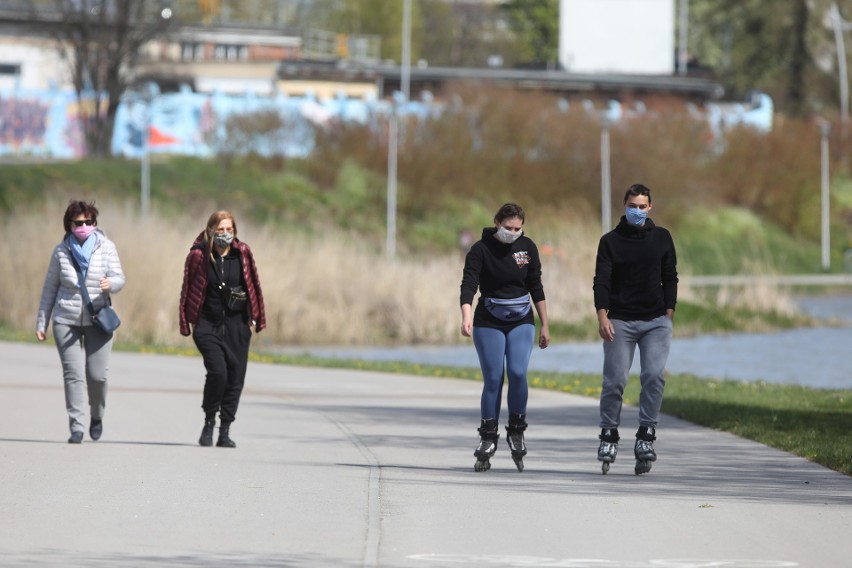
[623,183,652,204]
[62,200,99,233]
[493,202,525,225]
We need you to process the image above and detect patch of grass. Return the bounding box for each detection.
[546,319,599,342]
[661,374,851,475]
[675,206,846,275]
[673,299,814,336]
[0,324,34,343]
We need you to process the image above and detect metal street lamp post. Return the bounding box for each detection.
[677,0,689,76]
[831,2,852,134]
[820,120,831,272]
[141,107,151,217]
[386,0,411,261]
[386,110,398,260]
[600,117,612,234]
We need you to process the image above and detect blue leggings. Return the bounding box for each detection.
[472,324,535,421]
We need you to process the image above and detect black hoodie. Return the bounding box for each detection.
[593,216,678,321]
[460,227,545,329]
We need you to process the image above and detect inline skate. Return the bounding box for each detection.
[505,413,528,472]
[597,428,619,474]
[634,426,657,475]
[473,419,499,472]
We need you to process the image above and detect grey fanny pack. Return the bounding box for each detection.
[483,295,532,321]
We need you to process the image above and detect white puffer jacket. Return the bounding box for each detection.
[36,229,126,332]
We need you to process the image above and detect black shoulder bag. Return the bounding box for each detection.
[68,253,121,334]
[214,255,248,313]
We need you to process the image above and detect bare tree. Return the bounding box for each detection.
[39,0,172,157]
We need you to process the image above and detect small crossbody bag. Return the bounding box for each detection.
[483,295,532,321]
[214,256,248,313]
[68,254,121,334]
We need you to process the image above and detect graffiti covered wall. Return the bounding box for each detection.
[0,86,773,160]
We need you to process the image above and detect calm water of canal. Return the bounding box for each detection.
[275,295,852,389]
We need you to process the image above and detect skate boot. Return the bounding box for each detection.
[597,428,620,474]
[473,419,499,472]
[505,413,528,472]
[634,426,657,475]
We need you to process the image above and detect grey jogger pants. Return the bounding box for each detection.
[53,322,113,434]
[599,315,672,430]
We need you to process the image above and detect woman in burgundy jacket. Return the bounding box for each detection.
[179,210,266,448]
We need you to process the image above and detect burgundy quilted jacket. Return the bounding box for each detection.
[179,232,266,336]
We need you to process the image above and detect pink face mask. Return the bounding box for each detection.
[72,224,96,241]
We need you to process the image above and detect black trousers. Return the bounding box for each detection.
[193,314,252,423]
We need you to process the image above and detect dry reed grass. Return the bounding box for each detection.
[9,200,796,348]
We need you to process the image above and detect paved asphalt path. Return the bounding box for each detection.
[0,340,850,567]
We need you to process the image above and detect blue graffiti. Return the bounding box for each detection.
[0,86,773,159]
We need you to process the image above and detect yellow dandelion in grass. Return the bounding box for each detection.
[531,377,542,386]
[585,387,602,397]
[562,385,573,392]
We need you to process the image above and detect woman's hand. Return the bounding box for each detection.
[538,324,550,349]
[460,304,473,337]
[36,331,46,342]
[99,277,111,292]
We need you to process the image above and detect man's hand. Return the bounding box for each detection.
[597,309,615,342]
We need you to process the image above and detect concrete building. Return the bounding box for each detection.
[559,0,675,75]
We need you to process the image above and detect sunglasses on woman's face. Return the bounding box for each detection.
[72,219,95,227]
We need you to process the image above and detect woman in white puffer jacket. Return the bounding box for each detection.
[36,200,125,444]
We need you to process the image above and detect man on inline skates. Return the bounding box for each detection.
[592,184,678,475]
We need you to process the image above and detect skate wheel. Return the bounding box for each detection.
[634,460,652,475]
[474,459,490,472]
[601,462,610,474]
[514,459,524,472]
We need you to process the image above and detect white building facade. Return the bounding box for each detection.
[0,36,67,91]
[559,0,675,75]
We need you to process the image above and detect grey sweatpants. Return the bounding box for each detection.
[599,315,672,430]
[53,322,113,434]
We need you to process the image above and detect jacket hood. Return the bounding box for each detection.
[481,227,498,240]
[191,231,206,249]
[615,216,656,238]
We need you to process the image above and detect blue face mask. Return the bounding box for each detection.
[626,206,648,226]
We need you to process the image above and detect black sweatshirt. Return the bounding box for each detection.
[593,216,678,321]
[460,227,546,329]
